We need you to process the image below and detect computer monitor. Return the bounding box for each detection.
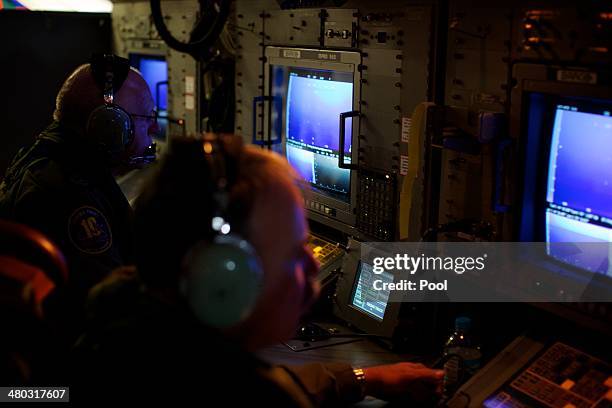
[333,239,401,340]
[129,53,168,143]
[520,92,612,282]
[544,101,612,274]
[332,239,442,350]
[264,47,361,228]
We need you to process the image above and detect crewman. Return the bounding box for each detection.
[71,135,443,406]
[0,55,159,300]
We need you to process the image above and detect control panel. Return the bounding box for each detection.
[448,337,612,408]
[356,169,397,241]
[486,342,611,408]
[306,233,345,284]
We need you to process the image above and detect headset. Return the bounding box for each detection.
[178,134,263,328]
[87,53,135,164]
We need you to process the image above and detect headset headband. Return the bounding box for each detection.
[202,135,233,234]
[90,53,130,102]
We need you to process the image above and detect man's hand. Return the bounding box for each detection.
[362,362,444,402]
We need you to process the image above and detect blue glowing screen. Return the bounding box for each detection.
[286,70,353,152]
[282,67,354,201]
[134,56,168,111]
[351,262,393,321]
[545,103,612,274]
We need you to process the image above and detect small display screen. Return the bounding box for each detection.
[350,262,393,321]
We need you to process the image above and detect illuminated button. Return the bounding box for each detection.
[561,379,575,390]
[563,404,576,408]
[605,376,612,388]
[606,389,612,402]
[313,246,323,253]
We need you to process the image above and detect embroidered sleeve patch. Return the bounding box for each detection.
[68,206,112,254]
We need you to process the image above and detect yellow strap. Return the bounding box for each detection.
[399,102,434,239]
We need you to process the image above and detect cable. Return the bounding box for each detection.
[150,0,230,59]
[218,25,237,56]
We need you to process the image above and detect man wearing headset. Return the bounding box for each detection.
[0,55,158,303]
[71,135,443,405]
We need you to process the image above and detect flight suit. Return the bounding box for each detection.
[0,121,134,296]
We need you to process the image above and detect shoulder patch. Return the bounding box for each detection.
[68,206,113,254]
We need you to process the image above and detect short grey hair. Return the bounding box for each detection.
[53,64,104,132]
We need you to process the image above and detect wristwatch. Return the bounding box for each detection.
[352,367,367,399]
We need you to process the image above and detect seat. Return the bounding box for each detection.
[0,219,69,384]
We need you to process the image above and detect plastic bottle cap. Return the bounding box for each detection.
[455,316,471,331]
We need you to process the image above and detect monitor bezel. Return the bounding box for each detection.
[263,46,361,228]
[333,239,402,339]
[510,64,612,242]
[514,67,612,243]
[520,93,612,284]
[512,63,612,315]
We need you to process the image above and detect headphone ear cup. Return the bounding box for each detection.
[86,104,134,160]
[180,235,263,328]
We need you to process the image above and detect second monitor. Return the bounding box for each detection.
[265,47,361,229]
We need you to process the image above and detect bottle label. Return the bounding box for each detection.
[446,346,482,370]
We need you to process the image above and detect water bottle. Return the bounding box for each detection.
[442,316,482,394]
